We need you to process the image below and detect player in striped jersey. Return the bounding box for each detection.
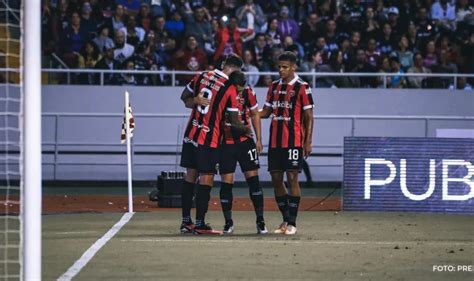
[260,52,315,235]
[179,54,251,235]
[219,71,267,235]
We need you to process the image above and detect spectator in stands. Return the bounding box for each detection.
[131,42,156,85]
[207,0,228,20]
[116,0,141,15]
[77,40,102,84]
[236,0,266,34]
[351,49,377,88]
[455,0,474,37]
[120,15,146,48]
[321,50,351,88]
[147,0,171,18]
[294,0,314,24]
[325,19,339,52]
[432,49,458,88]
[407,21,420,53]
[391,35,414,72]
[153,15,176,65]
[78,40,102,69]
[423,40,438,67]
[387,6,403,38]
[407,53,432,88]
[299,12,319,52]
[113,29,135,63]
[378,23,395,56]
[116,59,138,85]
[349,31,362,56]
[213,16,243,62]
[365,38,381,68]
[136,3,152,32]
[265,18,281,46]
[415,6,435,47]
[431,0,456,31]
[338,5,356,37]
[173,35,208,83]
[299,50,325,86]
[106,4,126,32]
[449,77,473,90]
[50,0,71,52]
[377,56,392,87]
[165,10,185,47]
[362,6,379,40]
[60,11,88,67]
[242,49,259,87]
[374,0,389,23]
[94,41,120,85]
[347,0,364,24]
[80,1,100,39]
[248,33,269,69]
[260,46,283,84]
[93,25,114,56]
[277,5,299,41]
[317,0,335,22]
[389,56,406,89]
[184,6,213,50]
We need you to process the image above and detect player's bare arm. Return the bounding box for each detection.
[180,88,210,109]
[250,108,263,155]
[303,108,314,158]
[259,106,272,119]
[228,111,252,136]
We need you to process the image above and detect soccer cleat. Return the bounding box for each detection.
[284,225,297,235]
[223,222,235,234]
[273,221,288,234]
[256,221,268,234]
[193,224,223,235]
[180,222,195,234]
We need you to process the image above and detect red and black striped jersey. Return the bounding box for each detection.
[183,69,239,148]
[223,86,259,145]
[264,75,314,148]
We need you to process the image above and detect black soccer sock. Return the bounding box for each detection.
[246,176,264,223]
[181,180,195,223]
[195,184,212,227]
[220,182,234,224]
[275,194,290,222]
[288,195,301,227]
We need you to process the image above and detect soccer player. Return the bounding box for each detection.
[260,51,314,235]
[179,54,251,235]
[219,71,267,235]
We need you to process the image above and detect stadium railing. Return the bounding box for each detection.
[38,69,474,90]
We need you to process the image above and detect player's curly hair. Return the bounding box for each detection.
[229,71,246,87]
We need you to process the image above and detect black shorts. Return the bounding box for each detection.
[180,142,220,174]
[268,147,303,172]
[219,139,260,174]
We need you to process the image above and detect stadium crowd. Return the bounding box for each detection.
[41,0,474,89]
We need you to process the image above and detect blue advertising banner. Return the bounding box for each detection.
[343,137,474,214]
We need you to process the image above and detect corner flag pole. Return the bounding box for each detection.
[125,91,134,213]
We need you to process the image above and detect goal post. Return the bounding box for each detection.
[22,0,42,279]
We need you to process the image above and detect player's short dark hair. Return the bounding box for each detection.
[278,51,297,64]
[223,54,243,69]
[229,71,246,87]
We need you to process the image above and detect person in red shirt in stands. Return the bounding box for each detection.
[173,35,208,84]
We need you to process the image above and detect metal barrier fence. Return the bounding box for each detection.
[32,69,474,90]
[42,113,474,180]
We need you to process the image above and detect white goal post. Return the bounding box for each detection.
[22,0,42,279]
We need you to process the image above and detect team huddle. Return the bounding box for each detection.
[179,52,314,235]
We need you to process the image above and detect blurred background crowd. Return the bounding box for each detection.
[40,0,474,88]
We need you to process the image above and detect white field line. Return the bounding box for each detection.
[45,231,99,236]
[57,212,134,281]
[119,238,474,246]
